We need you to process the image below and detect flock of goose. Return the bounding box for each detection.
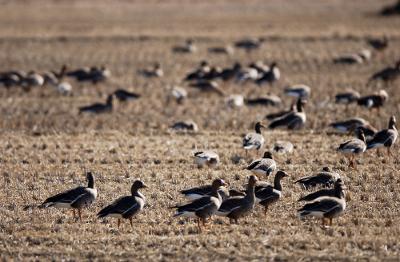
[3,34,397,232]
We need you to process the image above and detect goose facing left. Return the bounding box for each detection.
[79,95,113,114]
[97,180,147,229]
[41,172,97,221]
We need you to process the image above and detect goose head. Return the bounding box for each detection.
[254,121,266,133]
[131,180,147,194]
[263,151,273,159]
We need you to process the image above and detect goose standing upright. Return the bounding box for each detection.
[337,128,366,168]
[41,172,97,221]
[298,179,346,226]
[367,115,398,156]
[255,170,288,215]
[173,179,226,232]
[216,175,258,224]
[268,99,307,130]
[242,122,266,156]
[97,180,147,229]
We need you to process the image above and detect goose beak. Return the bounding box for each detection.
[142,183,148,188]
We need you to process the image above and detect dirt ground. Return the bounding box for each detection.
[0,0,399,260]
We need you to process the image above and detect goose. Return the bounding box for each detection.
[329,117,370,134]
[236,66,260,83]
[255,170,288,215]
[87,66,111,84]
[79,94,113,114]
[335,90,360,105]
[219,63,242,81]
[245,94,282,107]
[226,94,244,108]
[181,184,242,201]
[207,46,234,55]
[337,128,366,168]
[368,61,400,85]
[284,84,311,99]
[97,180,146,229]
[245,151,276,177]
[255,62,280,86]
[113,89,140,102]
[357,90,388,111]
[184,61,211,81]
[295,167,340,190]
[22,71,45,88]
[242,122,266,155]
[298,179,346,226]
[268,99,307,130]
[41,172,97,221]
[169,86,188,104]
[234,37,265,52]
[172,39,197,53]
[367,36,388,52]
[189,80,224,96]
[56,82,73,96]
[193,150,220,168]
[298,179,344,202]
[0,73,21,88]
[216,175,258,224]
[367,115,398,156]
[265,102,296,121]
[173,179,226,232]
[271,141,294,155]
[170,120,199,133]
[138,63,163,78]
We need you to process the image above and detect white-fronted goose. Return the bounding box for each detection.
[337,128,366,168]
[367,36,388,52]
[295,167,340,190]
[381,1,400,16]
[367,115,398,156]
[170,120,198,133]
[234,37,265,52]
[189,80,224,96]
[368,61,400,84]
[194,150,220,168]
[268,99,307,130]
[138,63,163,78]
[236,66,260,83]
[67,66,110,84]
[242,122,266,155]
[97,180,146,229]
[271,141,294,155]
[298,179,344,202]
[79,94,113,114]
[335,90,360,105]
[173,179,226,232]
[56,82,73,96]
[219,63,242,81]
[216,175,258,224]
[245,94,282,107]
[298,180,346,226]
[255,170,288,215]
[357,89,388,111]
[255,62,280,86]
[22,71,45,88]
[173,39,197,54]
[114,89,140,102]
[41,172,97,221]
[284,84,311,99]
[245,151,276,176]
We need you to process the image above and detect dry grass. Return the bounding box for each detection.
[1,0,400,260]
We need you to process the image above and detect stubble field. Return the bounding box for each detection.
[0,0,400,260]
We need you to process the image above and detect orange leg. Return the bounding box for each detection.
[264,206,268,216]
[78,209,82,221]
[130,217,133,228]
[117,219,121,229]
[197,218,202,233]
[329,218,333,226]
[71,209,76,219]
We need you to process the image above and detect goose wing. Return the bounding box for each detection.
[42,186,87,207]
[367,129,397,148]
[97,196,138,218]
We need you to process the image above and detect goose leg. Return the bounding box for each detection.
[329,218,333,226]
[197,218,203,233]
[387,147,392,157]
[78,209,82,221]
[117,219,121,229]
[130,217,133,228]
[72,209,76,219]
[264,206,268,216]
